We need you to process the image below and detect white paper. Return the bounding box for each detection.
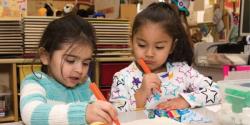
[122,117,185,125]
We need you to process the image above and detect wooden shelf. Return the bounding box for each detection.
[189,22,215,28]
[0,114,15,122]
[96,56,134,62]
[0,58,35,64]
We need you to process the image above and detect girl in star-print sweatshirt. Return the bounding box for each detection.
[109,2,221,112]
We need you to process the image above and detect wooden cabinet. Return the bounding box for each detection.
[0,63,18,122]
[0,59,35,122]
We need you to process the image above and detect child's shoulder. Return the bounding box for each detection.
[170,62,190,69]
[21,71,48,86]
[114,61,139,75]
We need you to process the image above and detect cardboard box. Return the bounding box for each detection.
[120,4,137,23]
[94,0,120,18]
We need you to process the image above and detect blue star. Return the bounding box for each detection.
[153,93,161,101]
[189,95,196,102]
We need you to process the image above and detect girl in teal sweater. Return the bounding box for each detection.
[20,15,118,125]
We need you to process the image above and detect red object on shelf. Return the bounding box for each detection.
[99,62,130,86]
[101,88,111,100]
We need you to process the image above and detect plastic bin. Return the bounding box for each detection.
[218,79,250,125]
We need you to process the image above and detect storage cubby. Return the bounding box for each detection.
[95,57,133,99]
[0,63,18,122]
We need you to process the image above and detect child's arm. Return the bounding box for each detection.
[109,63,161,112]
[109,73,132,112]
[20,80,91,125]
[157,97,190,110]
[135,73,161,108]
[174,64,221,108]
[158,63,221,110]
[20,79,117,125]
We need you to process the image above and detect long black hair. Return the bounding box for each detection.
[132,2,193,65]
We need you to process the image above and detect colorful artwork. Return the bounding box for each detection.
[224,0,240,13]
[0,0,26,17]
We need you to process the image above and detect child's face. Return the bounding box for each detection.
[132,22,173,73]
[46,42,93,88]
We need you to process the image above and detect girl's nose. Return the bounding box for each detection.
[74,63,83,74]
[145,48,154,57]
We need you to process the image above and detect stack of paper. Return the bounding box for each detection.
[0,18,23,56]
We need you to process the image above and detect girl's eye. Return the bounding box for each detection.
[138,44,146,48]
[82,62,90,66]
[65,58,76,64]
[156,46,164,49]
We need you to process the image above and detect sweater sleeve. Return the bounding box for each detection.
[179,64,222,108]
[109,72,137,112]
[20,80,90,125]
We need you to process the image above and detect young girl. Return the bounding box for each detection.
[20,15,118,125]
[109,2,221,112]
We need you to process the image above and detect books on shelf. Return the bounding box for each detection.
[23,16,132,57]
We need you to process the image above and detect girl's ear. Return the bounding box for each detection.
[39,47,49,65]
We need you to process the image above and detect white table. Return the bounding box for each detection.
[118,105,222,125]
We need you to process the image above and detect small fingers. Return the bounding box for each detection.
[96,109,113,124]
[100,101,118,121]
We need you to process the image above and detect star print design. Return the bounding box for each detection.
[110,62,221,111]
[112,89,121,98]
[201,89,218,104]
[176,77,184,84]
[132,77,141,87]
[168,72,174,80]
[129,96,136,106]
[187,68,199,79]
[153,92,161,101]
[179,65,190,77]
[161,73,169,78]
[189,94,196,102]
[117,101,127,110]
[113,76,125,86]
[169,85,180,96]
[131,85,137,93]
[204,79,213,87]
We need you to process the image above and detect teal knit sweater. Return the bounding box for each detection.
[20,71,93,125]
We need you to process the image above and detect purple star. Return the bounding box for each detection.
[132,77,141,87]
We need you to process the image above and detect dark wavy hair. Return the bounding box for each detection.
[38,14,96,73]
[132,2,193,65]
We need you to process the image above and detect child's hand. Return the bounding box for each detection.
[156,97,190,110]
[140,73,161,97]
[86,100,118,125]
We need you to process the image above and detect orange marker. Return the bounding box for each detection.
[137,58,151,73]
[89,83,120,125]
[137,58,162,93]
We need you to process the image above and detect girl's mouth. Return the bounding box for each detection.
[69,77,80,83]
[144,60,154,65]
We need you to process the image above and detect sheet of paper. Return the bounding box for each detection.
[122,117,185,125]
[205,104,221,112]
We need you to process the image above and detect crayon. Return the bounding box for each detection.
[89,83,120,125]
[137,58,162,93]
